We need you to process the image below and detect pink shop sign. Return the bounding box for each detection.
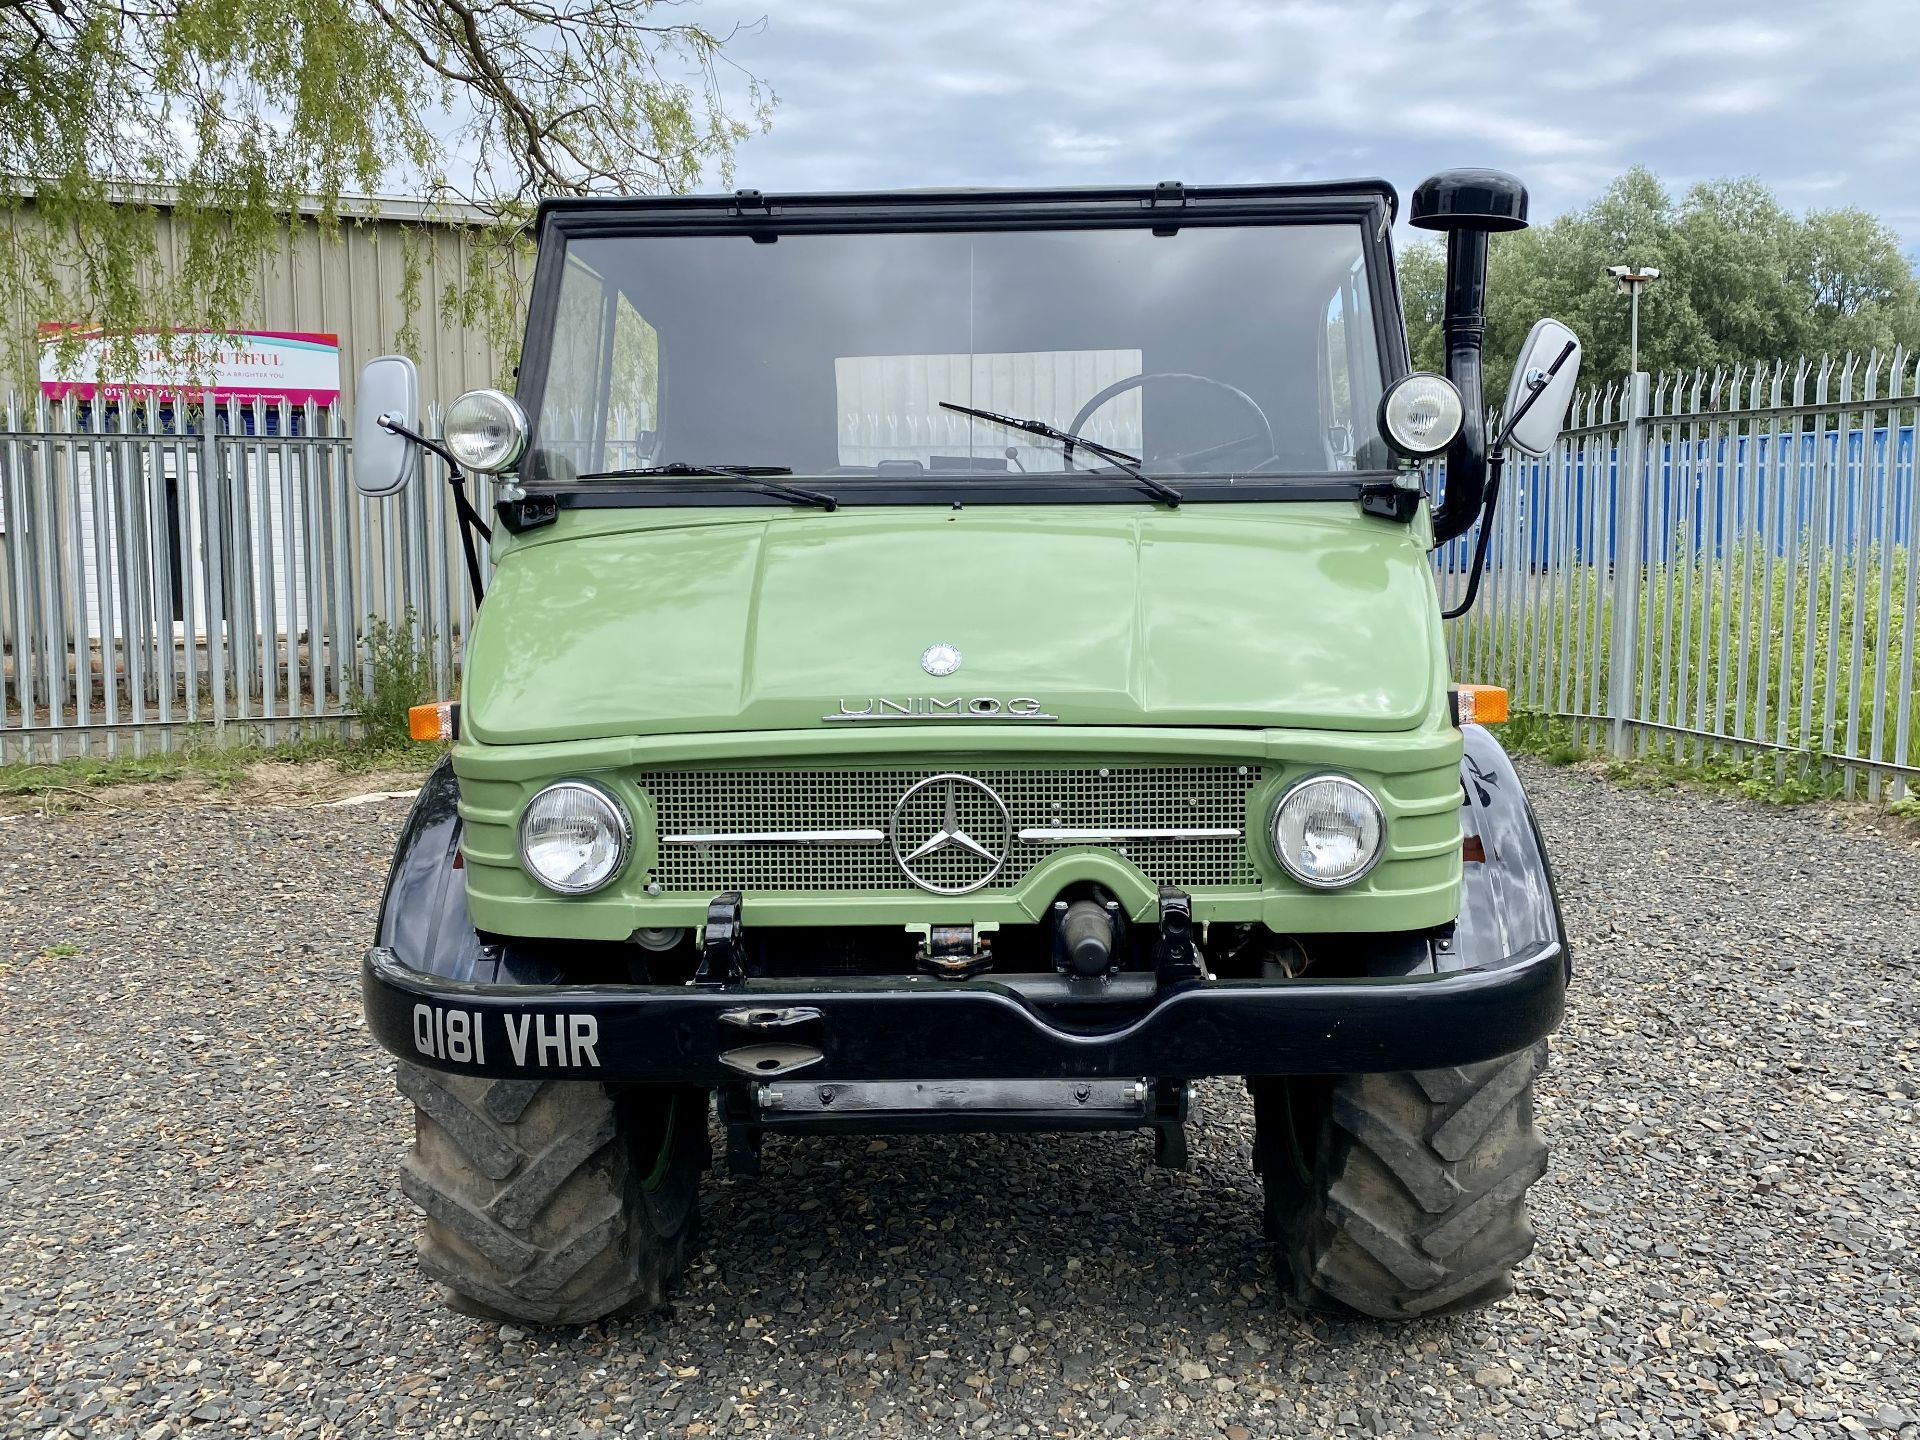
[39,327,342,407]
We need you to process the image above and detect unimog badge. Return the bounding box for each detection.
[824,696,1057,721]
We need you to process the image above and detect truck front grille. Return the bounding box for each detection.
[642,764,1265,895]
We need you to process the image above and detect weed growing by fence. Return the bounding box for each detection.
[350,610,440,748]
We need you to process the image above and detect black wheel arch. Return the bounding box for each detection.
[1454,725,1570,978]
[376,758,563,984]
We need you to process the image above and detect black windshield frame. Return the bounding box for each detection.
[513,183,1412,510]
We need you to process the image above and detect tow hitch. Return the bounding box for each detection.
[694,891,746,987]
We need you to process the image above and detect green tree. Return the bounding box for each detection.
[1398,240,1446,382]
[1400,167,1920,386]
[0,0,774,380]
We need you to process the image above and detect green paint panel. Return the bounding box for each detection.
[463,503,1444,744]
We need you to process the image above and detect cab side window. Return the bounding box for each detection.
[1323,257,1388,471]
[530,253,612,482]
[1323,287,1356,467]
[605,294,660,470]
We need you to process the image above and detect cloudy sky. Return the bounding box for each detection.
[713,0,1920,243]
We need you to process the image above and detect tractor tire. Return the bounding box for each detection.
[395,1064,708,1325]
[1252,1041,1549,1320]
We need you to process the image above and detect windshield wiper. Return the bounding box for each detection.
[577,463,837,511]
[938,401,1181,507]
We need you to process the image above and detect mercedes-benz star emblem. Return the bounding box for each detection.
[920,642,962,677]
[889,774,1011,894]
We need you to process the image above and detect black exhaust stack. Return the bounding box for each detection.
[1410,169,1529,545]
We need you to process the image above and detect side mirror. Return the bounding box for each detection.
[353,355,422,497]
[1500,319,1581,458]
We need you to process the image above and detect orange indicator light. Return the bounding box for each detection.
[408,701,457,742]
[1454,685,1509,726]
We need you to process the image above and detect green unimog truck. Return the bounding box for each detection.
[355,168,1582,1325]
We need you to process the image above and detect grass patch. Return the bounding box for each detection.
[1499,710,1587,766]
[0,735,442,805]
[1499,705,1846,805]
[39,942,79,959]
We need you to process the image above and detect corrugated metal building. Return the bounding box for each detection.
[240,195,527,414]
[9,193,527,414]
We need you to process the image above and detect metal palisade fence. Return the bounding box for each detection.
[1437,351,1920,801]
[0,393,485,763]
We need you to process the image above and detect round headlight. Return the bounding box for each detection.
[519,781,631,895]
[443,388,529,474]
[1271,775,1385,890]
[1377,373,1464,458]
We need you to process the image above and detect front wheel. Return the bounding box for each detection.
[1252,1041,1550,1319]
[396,1065,708,1325]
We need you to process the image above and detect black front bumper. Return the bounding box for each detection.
[364,941,1567,1084]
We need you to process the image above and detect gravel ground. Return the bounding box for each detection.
[1,760,1917,1440]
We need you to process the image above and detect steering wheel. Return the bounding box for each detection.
[1063,371,1277,472]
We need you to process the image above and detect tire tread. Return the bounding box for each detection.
[395,1065,701,1326]
[1260,1041,1550,1320]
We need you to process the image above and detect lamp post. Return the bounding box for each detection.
[1603,264,1659,758]
[1606,265,1661,376]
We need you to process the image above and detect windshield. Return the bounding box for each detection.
[524,221,1390,491]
